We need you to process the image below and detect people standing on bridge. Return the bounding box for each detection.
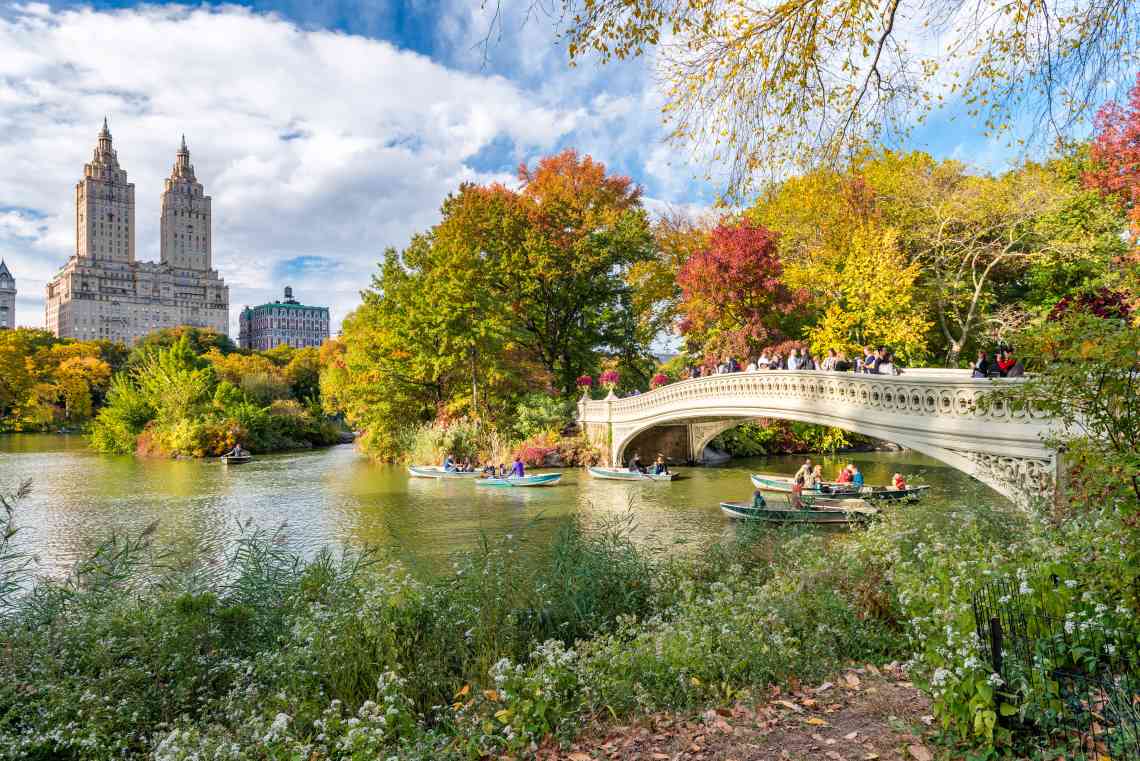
[971,350,992,378]
[878,350,895,376]
[745,357,758,372]
[821,349,838,371]
[787,348,801,370]
[757,351,771,369]
[835,351,853,372]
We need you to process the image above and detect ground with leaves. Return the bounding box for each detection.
[541,665,935,761]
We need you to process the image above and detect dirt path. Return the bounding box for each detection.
[540,664,936,761]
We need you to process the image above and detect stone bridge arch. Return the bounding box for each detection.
[578,370,1060,506]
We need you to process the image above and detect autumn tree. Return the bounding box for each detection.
[548,0,1139,198]
[676,219,807,362]
[1084,72,1140,317]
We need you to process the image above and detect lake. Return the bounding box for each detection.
[0,434,1010,578]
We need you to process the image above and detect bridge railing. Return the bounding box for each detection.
[578,369,1044,425]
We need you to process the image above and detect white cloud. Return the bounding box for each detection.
[0,2,619,334]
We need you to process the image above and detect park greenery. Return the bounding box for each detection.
[1,326,340,456]
[323,109,1133,462]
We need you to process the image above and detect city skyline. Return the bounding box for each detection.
[0,2,1065,337]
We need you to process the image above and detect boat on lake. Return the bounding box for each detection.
[220,453,253,465]
[407,465,481,479]
[475,473,563,487]
[720,500,877,524]
[750,473,929,502]
[587,466,677,482]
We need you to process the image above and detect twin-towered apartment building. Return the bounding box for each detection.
[29,120,330,350]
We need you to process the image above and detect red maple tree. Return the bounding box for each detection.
[676,219,807,363]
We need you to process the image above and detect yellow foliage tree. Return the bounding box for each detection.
[804,224,931,363]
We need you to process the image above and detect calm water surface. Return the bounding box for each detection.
[0,434,1010,577]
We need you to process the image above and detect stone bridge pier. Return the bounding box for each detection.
[578,370,1062,506]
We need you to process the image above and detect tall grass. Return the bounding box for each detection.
[0,490,918,760]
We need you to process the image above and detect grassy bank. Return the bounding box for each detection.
[1,478,1135,759]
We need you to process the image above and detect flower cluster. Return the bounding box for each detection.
[599,369,620,388]
[649,373,670,389]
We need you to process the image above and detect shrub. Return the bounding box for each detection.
[512,393,573,440]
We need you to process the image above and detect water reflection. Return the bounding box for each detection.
[0,434,1010,578]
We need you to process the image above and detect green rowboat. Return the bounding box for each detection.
[749,473,929,502]
[720,501,876,524]
[475,473,563,487]
[587,466,676,482]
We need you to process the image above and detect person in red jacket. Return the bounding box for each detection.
[996,349,1017,377]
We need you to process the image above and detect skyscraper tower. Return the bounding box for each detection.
[75,117,135,263]
[0,259,14,329]
[160,135,212,271]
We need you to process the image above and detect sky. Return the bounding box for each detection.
[0,0,1033,336]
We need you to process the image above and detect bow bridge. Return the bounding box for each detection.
[577,370,1061,504]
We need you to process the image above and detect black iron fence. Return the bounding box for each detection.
[972,577,1140,758]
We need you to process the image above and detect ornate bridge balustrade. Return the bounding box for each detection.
[577,369,1061,505]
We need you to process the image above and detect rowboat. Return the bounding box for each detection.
[750,473,929,502]
[768,492,871,510]
[220,453,253,465]
[720,501,876,524]
[476,473,563,488]
[407,465,481,479]
[587,466,677,482]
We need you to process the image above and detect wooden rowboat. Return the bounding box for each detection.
[476,473,563,488]
[587,466,677,482]
[407,465,481,479]
[749,473,929,502]
[220,453,253,465]
[720,501,876,524]
[765,492,871,510]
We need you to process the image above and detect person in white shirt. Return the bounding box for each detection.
[787,348,801,370]
[757,352,770,369]
[746,359,758,372]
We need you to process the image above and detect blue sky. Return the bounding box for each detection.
[0,0,1034,335]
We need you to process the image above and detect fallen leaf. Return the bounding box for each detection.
[920,714,934,726]
[801,697,818,708]
[775,700,803,712]
[815,682,834,693]
[864,754,880,760]
[908,744,933,761]
[568,753,591,761]
[806,717,829,726]
[844,731,859,740]
[482,689,499,702]
[651,755,669,760]
[825,752,845,760]
[845,673,862,689]
[866,663,881,676]
[454,684,470,698]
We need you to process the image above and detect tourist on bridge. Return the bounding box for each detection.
[878,350,896,376]
[745,357,758,372]
[757,351,771,369]
[787,348,802,370]
[971,350,992,378]
[653,454,670,475]
[821,349,838,371]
